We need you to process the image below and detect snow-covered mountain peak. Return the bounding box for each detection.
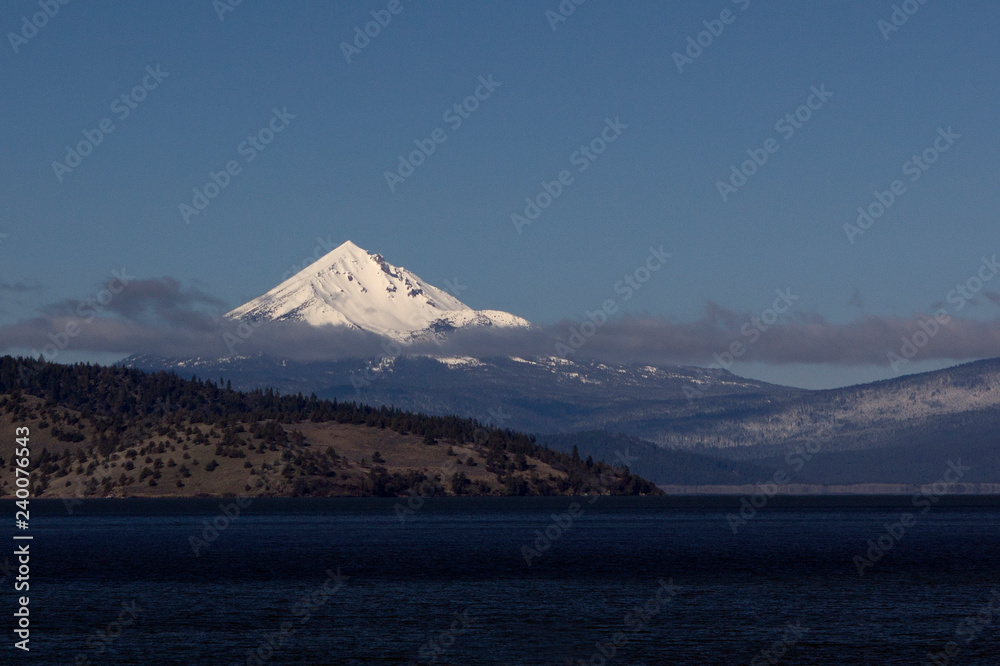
[226,240,531,342]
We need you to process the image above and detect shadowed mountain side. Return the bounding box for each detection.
[745,411,1000,485]
[124,353,799,436]
[121,355,1000,486]
[541,431,776,486]
[542,427,1000,488]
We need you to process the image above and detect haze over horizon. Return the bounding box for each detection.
[3,1,1000,389]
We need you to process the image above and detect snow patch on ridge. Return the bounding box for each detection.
[435,356,483,368]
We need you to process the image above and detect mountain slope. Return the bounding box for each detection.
[123,354,1000,485]
[647,357,1000,455]
[121,241,1000,482]
[542,431,777,486]
[227,240,530,342]
[124,353,797,435]
[0,356,658,498]
[127,241,797,442]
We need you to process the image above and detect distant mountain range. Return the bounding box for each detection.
[123,242,1000,488]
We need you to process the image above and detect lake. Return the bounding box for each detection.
[7,497,1000,664]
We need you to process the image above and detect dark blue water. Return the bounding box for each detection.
[5,498,1000,664]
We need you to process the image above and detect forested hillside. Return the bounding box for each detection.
[0,356,657,498]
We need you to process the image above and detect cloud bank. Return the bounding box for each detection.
[2,277,1000,368]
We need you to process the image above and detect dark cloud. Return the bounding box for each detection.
[0,312,387,363]
[404,309,1000,367]
[0,282,43,294]
[535,311,1000,366]
[3,278,1000,368]
[40,277,224,325]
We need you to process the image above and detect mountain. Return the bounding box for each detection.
[124,353,795,438]
[0,356,658,498]
[121,353,1000,486]
[129,240,791,441]
[120,243,1000,487]
[227,240,530,342]
[541,431,778,486]
[629,357,1000,452]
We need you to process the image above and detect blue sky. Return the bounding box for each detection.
[2,0,999,388]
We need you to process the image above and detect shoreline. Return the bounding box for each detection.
[656,482,1000,495]
[6,494,1000,511]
